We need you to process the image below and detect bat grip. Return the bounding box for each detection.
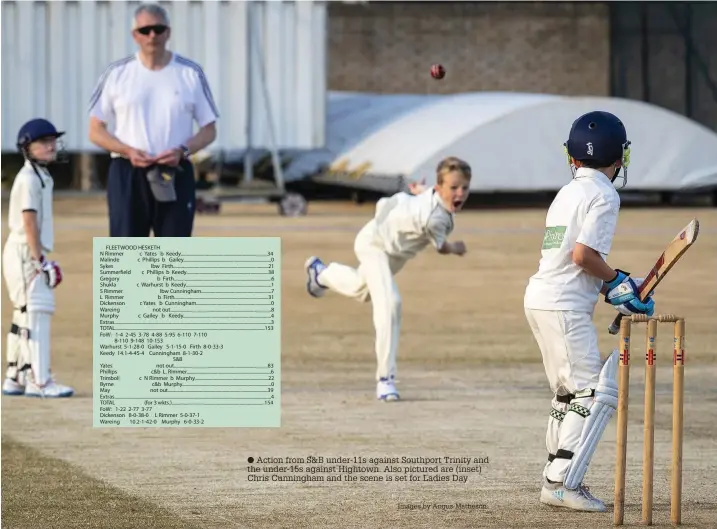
[607,283,653,335]
[608,313,623,335]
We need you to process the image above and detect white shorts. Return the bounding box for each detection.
[524,307,602,395]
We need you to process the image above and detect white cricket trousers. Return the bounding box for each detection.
[524,307,603,483]
[2,240,56,385]
[318,222,406,381]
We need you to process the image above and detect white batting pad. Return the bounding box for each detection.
[547,400,567,451]
[6,312,26,365]
[7,310,32,380]
[546,395,592,482]
[26,273,55,314]
[28,311,52,386]
[6,332,19,364]
[545,398,568,479]
[563,350,619,489]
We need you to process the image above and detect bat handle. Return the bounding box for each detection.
[608,313,623,335]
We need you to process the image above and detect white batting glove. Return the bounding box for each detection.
[34,256,63,288]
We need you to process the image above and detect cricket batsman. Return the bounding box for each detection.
[303,157,471,401]
[2,118,74,398]
[523,111,655,511]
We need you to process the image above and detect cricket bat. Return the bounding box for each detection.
[607,218,700,335]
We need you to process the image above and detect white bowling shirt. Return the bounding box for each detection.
[371,188,454,260]
[524,167,621,312]
[88,52,219,157]
[6,161,55,252]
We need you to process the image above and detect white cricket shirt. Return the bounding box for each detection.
[524,167,621,312]
[6,161,55,252]
[88,52,219,156]
[370,188,454,260]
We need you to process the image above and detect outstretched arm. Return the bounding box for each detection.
[427,215,465,256]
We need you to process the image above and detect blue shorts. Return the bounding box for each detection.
[106,158,196,237]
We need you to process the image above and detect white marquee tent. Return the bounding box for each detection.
[285,91,717,193]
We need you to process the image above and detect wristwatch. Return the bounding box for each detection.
[179,144,190,159]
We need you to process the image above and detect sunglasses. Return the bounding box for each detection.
[136,24,168,36]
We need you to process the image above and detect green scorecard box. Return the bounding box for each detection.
[93,237,280,428]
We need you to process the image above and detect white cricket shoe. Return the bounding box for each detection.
[540,481,606,512]
[24,378,74,398]
[2,377,25,396]
[377,377,400,401]
[304,256,327,298]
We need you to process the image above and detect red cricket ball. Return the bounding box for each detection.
[430,64,445,80]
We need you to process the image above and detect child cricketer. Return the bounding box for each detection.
[523,111,654,511]
[2,118,74,398]
[304,157,471,401]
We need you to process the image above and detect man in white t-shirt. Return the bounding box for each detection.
[524,111,655,512]
[3,118,73,398]
[88,3,219,237]
[303,157,471,401]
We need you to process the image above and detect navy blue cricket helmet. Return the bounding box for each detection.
[564,111,631,187]
[16,118,67,164]
[17,118,65,149]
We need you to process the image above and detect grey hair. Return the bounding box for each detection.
[133,3,170,27]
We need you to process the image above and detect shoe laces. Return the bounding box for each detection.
[311,261,325,274]
[579,484,597,501]
[28,370,58,388]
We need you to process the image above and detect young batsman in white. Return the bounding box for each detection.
[2,118,74,398]
[524,111,654,511]
[304,157,471,401]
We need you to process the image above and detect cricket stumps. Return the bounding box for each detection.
[614,314,684,526]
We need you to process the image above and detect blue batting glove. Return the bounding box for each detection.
[604,269,629,291]
[615,296,655,317]
[604,269,640,306]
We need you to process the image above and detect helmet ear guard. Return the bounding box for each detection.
[17,134,32,150]
[622,141,631,169]
[563,143,578,177]
[612,141,631,189]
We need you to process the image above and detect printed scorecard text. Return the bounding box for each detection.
[92,237,281,428]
